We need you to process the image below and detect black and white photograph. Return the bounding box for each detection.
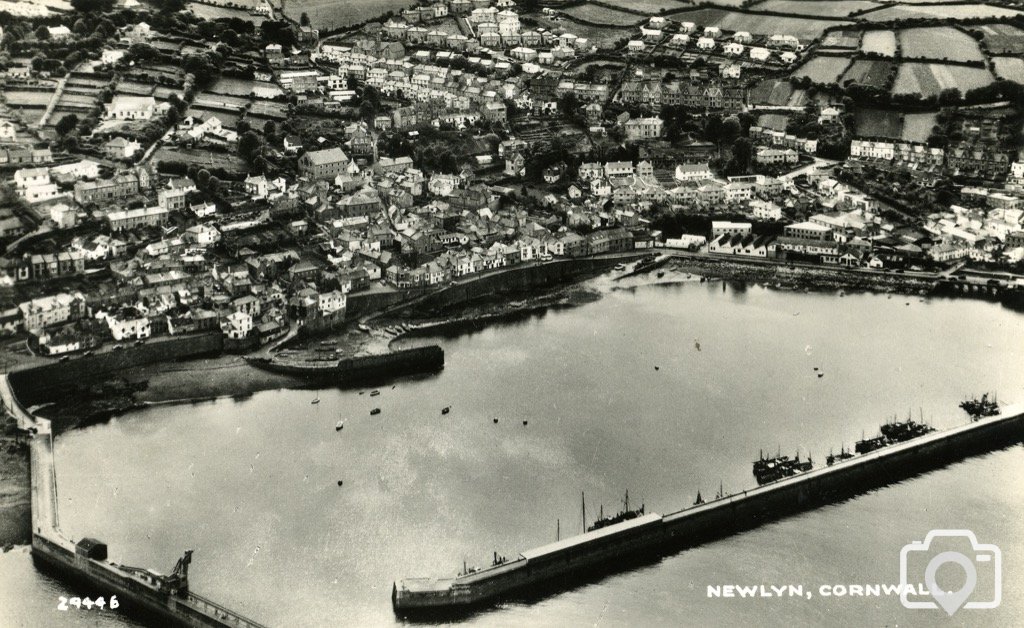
[1,0,1023,625]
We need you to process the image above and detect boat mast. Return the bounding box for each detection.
[556,519,560,542]
[581,492,586,534]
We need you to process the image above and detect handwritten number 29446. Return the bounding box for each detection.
[57,595,119,610]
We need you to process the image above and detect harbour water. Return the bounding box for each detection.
[2,277,1023,627]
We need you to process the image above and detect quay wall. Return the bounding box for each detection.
[346,289,422,318]
[249,345,444,382]
[11,332,223,404]
[31,535,254,628]
[395,406,1024,613]
[410,257,629,314]
[348,256,630,320]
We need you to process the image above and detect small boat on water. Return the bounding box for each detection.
[657,271,665,278]
[493,418,498,424]
[614,263,626,271]
[370,390,380,397]
[441,406,450,415]
[370,408,381,415]
[311,397,320,405]
[523,420,528,426]
[337,480,343,486]
[817,372,825,378]
[335,420,344,431]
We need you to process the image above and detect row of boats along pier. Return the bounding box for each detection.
[393,394,1021,615]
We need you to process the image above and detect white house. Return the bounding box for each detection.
[222,311,253,340]
[675,163,713,182]
[749,47,770,62]
[0,119,16,140]
[696,37,716,51]
[104,95,156,120]
[721,63,741,79]
[105,311,152,340]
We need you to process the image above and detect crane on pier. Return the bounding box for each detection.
[118,550,193,597]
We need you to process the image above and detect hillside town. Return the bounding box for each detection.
[1,0,1024,358]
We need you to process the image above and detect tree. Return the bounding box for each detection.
[35,26,50,41]
[359,100,377,122]
[55,114,79,136]
[165,105,181,126]
[238,130,263,163]
[157,0,186,12]
[300,12,310,27]
[938,87,962,106]
[196,169,211,189]
[730,137,753,174]
[71,0,115,11]
[722,116,741,145]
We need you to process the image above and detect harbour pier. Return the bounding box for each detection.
[394,403,1024,615]
[3,375,267,628]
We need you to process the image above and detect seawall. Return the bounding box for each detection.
[9,374,267,628]
[11,332,224,406]
[406,257,631,315]
[248,345,444,382]
[394,404,1024,614]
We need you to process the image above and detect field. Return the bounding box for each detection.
[993,57,1024,82]
[860,30,897,56]
[863,4,1021,22]
[667,8,851,40]
[533,15,625,49]
[152,146,248,175]
[598,0,687,13]
[115,81,156,96]
[4,90,54,107]
[852,109,938,142]
[186,2,266,26]
[756,113,790,131]
[853,108,902,138]
[840,59,893,88]
[562,4,644,25]
[893,63,995,98]
[211,77,283,99]
[748,79,809,106]
[752,0,881,18]
[193,93,250,110]
[284,0,414,30]
[901,112,938,144]
[249,101,289,119]
[899,27,985,62]
[792,56,852,84]
[821,29,860,49]
[971,24,1024,55]
[65,75,108,89]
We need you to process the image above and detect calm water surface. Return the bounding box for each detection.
[2,278,1023,627]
